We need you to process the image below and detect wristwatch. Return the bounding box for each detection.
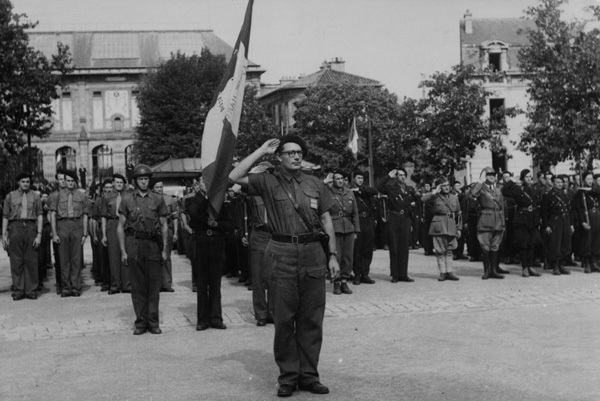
[329,251,338,257]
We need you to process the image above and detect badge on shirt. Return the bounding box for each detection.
[310,198,318,210]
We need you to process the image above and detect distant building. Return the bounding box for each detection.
[259,57,382,135]
[28,30,265,187]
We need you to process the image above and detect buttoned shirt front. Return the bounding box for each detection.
[328,186,360,234]
[376,176,417,217]
[48,188,90,218]
[541,188,574,228]
[2,189,42,221]
[119,190,168,233]
[248,169,333,236]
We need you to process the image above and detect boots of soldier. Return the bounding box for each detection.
[445,251,459,280]
[436,253,446,281]
[558,259,571,275]
[590,257,600,273]
[520,250,529,277]
[584,257,592,274]
[333,281,341,295]
[482,251,490,280]
[488,251,504,279]
[552,260,561,275]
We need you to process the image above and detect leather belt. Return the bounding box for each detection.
[435,212,456,217]
[517,205,534,212]
[391,210,406,215]
[271,233,319,244]
[482,208,500,211]
[197,229,224,237]
[359,212,370,218]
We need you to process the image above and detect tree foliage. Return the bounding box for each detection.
[135,49,227,166]
[293,83,419,176]
[236,85,279,159]
[0,0,71,155]
[517,0,600,169]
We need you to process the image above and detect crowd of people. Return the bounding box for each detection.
[3,136,600,397]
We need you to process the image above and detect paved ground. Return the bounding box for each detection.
[1,245,600,400]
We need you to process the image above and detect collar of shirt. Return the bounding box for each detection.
[18,189,29,195]
[278,168,302,183]
[134,190,149,198]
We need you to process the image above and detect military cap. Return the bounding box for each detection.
[15,172,32,181]
[64,170,78,181]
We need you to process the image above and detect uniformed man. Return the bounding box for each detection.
[91,179,113,291]
[229,136,339,397]
[38,192,52,288]
[463,184,482,262]
[2,173,43,300]
[180,181,199,291]
[541,174,574,275]
[101,174,130,294]
[500,171,517,266]
[325,170,360,295]
[377,168,419,283]
[421,177,462,281]
[247,161,274,326]
[501,169,541,277]
[419,182,435,256]
[151,180,179,292]
[183,175,233,331]
[573,171,600,273]
[351,170,378,285]
[48,170,90,297]
[117,164,168,335]
[49,170,66,294]
[451,181,467,260]
[470,168,505,280]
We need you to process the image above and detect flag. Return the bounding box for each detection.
[201,0,253,218]
[347,116,359,160]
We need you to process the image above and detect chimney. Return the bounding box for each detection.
[329,57,345,72]
[464,10,473,34]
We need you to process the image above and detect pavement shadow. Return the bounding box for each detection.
[207,349,274,386]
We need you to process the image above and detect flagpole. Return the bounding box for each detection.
[368,117,374,186]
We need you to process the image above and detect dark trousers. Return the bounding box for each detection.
[52,241,62,290]
[107,219,129,291]
[386,212,411,278]
[411,215,420,247]
[161,228,174,290]
[335,233,355,280]
[126,236,161,329]
[353,217,375,278]
[580,211,600,259]
[57,220,83,293]
[38,225,51,282]
[547,217,572,264]
[421,215,434,254]
[192,233,225,326]
[266,240,326,387]
[8,221,39,295]
[250,230,272,321]
[466,215,481,260]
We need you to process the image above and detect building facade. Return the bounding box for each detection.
[29,30,264,187]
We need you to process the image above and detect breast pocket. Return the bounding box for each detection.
[273,189,295,225]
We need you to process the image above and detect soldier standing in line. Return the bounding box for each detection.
[117,164,168,335]
[351,170,378,285]
[501,169,542,277]
[470,168,505,280]
[325,170,360,295]
[247,161,275,326]
[180,181,199,291]
[230,136,339,397]
[421,177,462,281]
[2,173,43,300]
[463,184,482,262]
[92,179,113,291]
[151,180,179,292]
[48,170,66,294]
[377,168,419,283]
[451,181,468,261]
[48,170,90,297]
[101,174,130,294]
[38,192,52,289]
[500,171,518,265]
[541,174,574,276]
[573,171,600,273]
[420,182,435,256]
[183,175,233,331]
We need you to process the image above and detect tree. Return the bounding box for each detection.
[414,64,516,180]
[0,0,71,155]
[517,0,600,169]
[236,85,279,159]
[135,49,227,166]
[293,83,419,176]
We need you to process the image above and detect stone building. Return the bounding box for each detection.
[28,30,264,187]
[258,58,382,135]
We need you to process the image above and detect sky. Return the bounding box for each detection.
[10,0,600,99]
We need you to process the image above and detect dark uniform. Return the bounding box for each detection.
[184,190,232,329]
[463,189,482,261]
[501,180,541,277]
[541,187,574,275]
[328,185,360,286]
[160,193,179,291]
[102,190,130,293]
[248,169,333,389]
[248,194,273,323]
[2,188,43,298]
[48,188,90,296]
[573,185,600,273]
[119,189,168,331]
[377,175,418,281]
[351,184,378,283]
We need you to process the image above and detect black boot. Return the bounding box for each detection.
[488,251,504,279]
[558,258,571,275]
[482,251,490,280]
[520,250,529,277]
[590,257,600,273]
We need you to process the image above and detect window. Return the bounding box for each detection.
[488,53,501,72]
[56,147,77,171]
[92,145,113,182]
[113,116,123,131]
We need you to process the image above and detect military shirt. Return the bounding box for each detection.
[181,191,232,233]
[2,189,42,221]
[248,169,333,236]
[421,192,462,236]
[328,186,360,234]
[100,191,125,219]
[119,190,168,233]
[376,176,418,217]
[541,188,574,228]
[352,185,378,218]
[471,182,505,232]
[47,188,90,218]
[248,195,269,230]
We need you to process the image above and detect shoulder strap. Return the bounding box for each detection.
[274,173,317,233]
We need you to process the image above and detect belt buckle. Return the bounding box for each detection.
[338,211,344,217]
[527,206,533,212]
[207,229,212,236]
[400,210,404,214]
[361,212,367,217]
[291,235,298,244]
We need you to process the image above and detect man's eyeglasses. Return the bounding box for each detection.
[280,150,303,158]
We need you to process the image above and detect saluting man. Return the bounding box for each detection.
[2,172,43,300]
[421,176,462,281]
[48,170,90,297]
[351,170,378,285]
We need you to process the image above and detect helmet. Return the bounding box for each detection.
[132,164,153,179]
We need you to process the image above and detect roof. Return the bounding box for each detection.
[27,30,260,70]
[460,18,536,46]
[151,157,202,178]
[260,68,382,99]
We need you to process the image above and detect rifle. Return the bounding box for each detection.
[580,167,590,228]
